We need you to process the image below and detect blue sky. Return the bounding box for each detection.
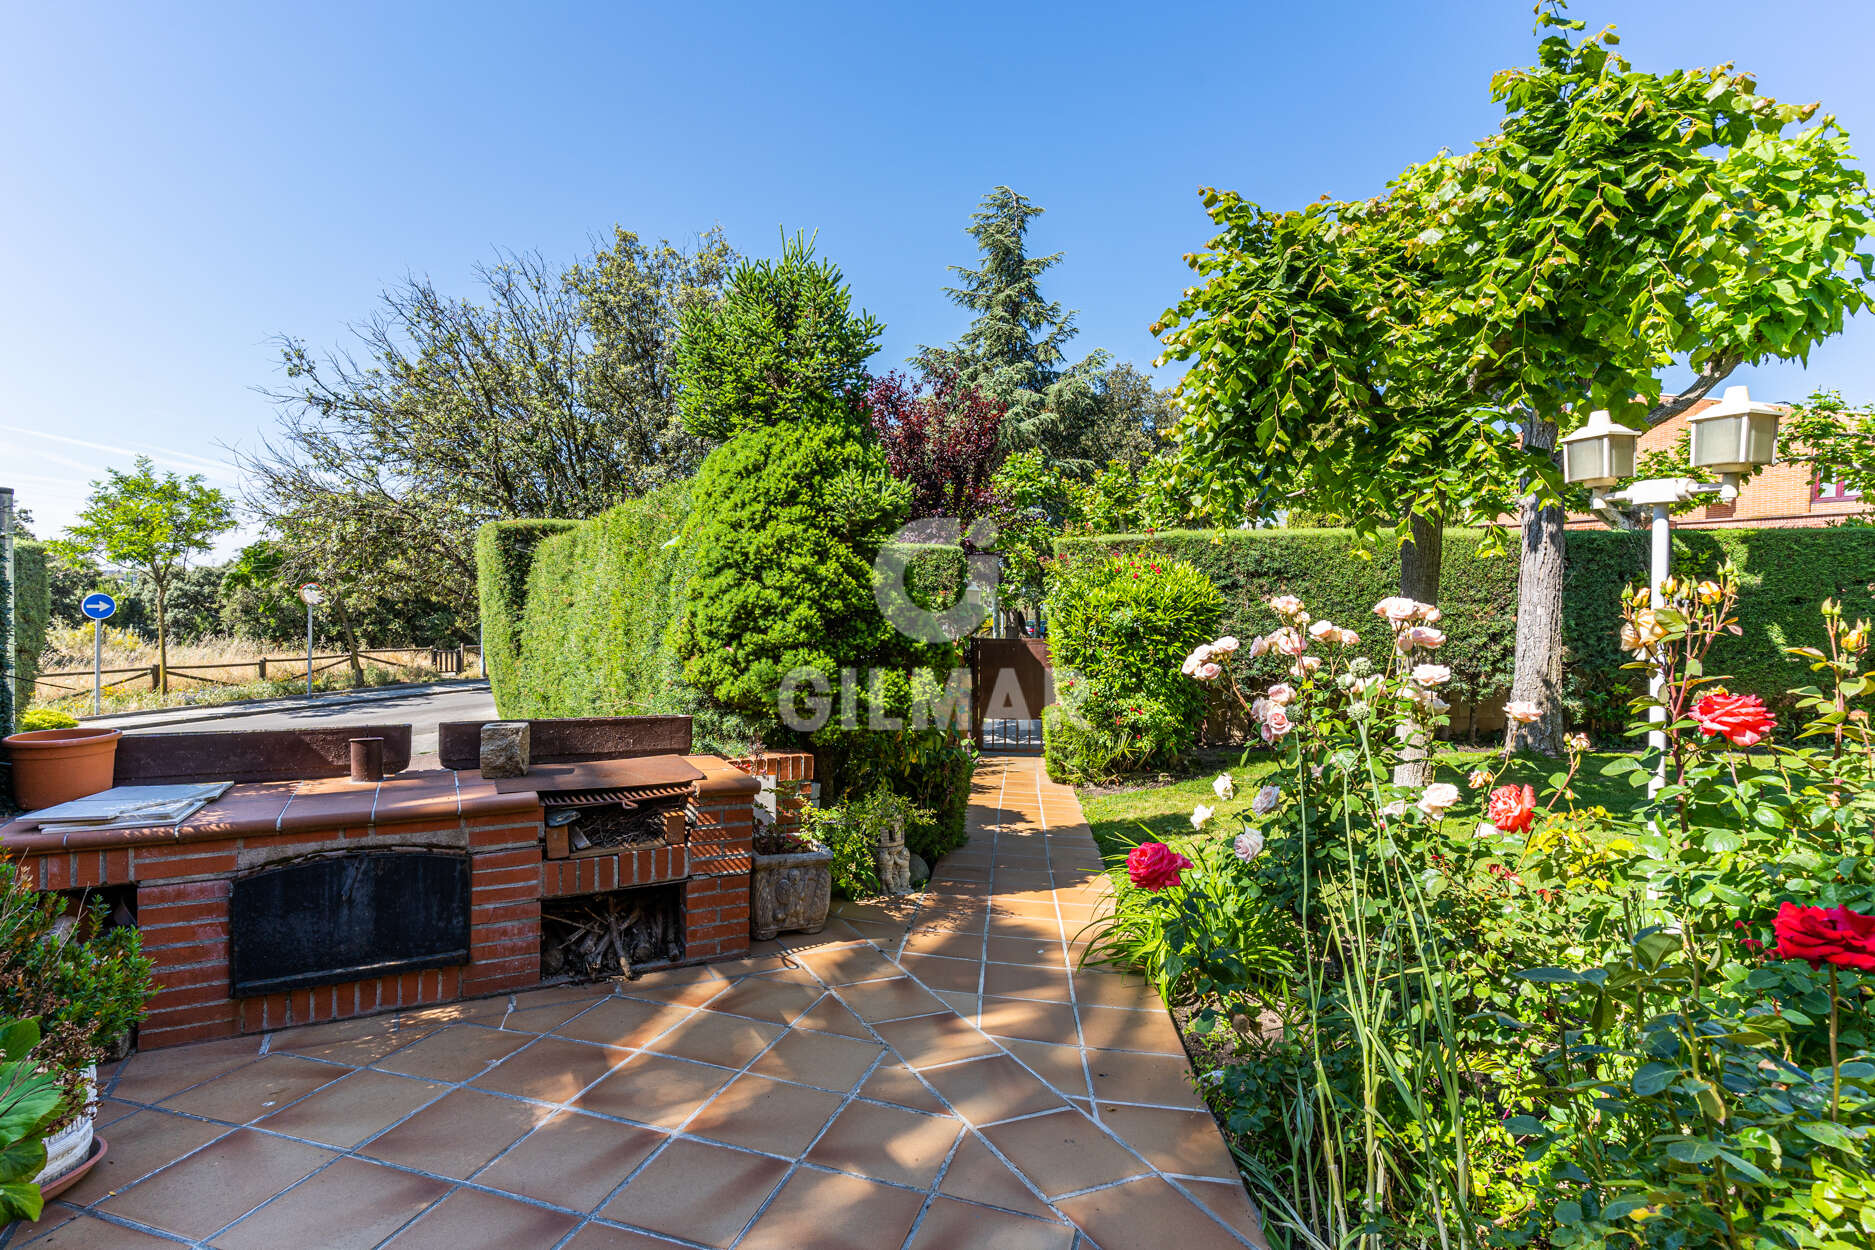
[4,1,1871,554]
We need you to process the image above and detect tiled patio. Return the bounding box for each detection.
[9,755,1262,1250]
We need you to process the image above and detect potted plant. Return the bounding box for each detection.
[0,861,153,1202]
[0,1019,66,1223]
[4,710,121,811]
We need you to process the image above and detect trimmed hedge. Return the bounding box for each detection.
[475,519,578,714]
[1055,526,1875,728]
[8,542,50,729]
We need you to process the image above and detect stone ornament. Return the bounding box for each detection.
[479,721,531,779]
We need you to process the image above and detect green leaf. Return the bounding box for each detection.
[1633,1063,1674,1096]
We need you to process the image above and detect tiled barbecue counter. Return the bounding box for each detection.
[0,718,812,1051]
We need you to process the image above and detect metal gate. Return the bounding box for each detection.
[969,638,1053,752]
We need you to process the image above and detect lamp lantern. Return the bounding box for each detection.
[1558,409,1639,488]
[1687,384,1781,475]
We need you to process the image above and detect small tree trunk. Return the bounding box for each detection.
[1506,416,1567,757]
[1394,508,1444,786]
[154,581,170,695]
[332,592,365,685]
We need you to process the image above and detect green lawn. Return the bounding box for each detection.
[1078,749,1648,861]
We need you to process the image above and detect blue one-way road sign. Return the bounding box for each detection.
[81,592,117,621]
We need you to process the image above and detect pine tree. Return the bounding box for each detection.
[921,187,1107,467]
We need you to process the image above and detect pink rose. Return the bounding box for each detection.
[1374,596,1418,622]
[1194,662,1222,681]
[1127,842,1192,892]
[1266,683,1295,705]
[1396,626,1445,651]
[1268,594,1304,616]
[1411,663,1451,687]
[1270,628,1306,657]
[1261,707,1292,741]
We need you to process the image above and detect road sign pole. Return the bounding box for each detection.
[93,618,101,716]
[306,602,314,697]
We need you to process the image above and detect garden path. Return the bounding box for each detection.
[10,755,1262,1250]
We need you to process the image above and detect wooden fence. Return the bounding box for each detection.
[29,646,484,701]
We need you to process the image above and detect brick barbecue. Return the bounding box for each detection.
[0,717,812,1050]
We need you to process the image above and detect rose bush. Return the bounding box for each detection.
[1084,571,1875,1249]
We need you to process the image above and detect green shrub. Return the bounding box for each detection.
[1057,526,1875,730]
[803,789,935,899]
[4,541,50,734]
[811,671,975,862]
[16,709,77,732]
[677,420,945,724]
[474,519,577,714]
[1042,552,1223,780]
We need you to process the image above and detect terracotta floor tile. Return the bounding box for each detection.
[61,1107,229,1206]
[788,994,873,1039]
[640,1010,782,1069]
[157,1053,345,1125]
[937,1132,1057,1219]
[979,996,1081,1045]
[469,1036,630,1103]
[257,1067,447,1148]
[858,1063,950,1115]
[737,1168,925,1250]
[361,1088,554,1179]
[796,943,903,985]
[574,1053,735,1127]
[211,1156,451,1250]
[1056,1174,1256,1247]
[599,1138,788,1246]
[873,1012,1003,1069]
[747,1027,885,1091]
[98,1127,335,1239]
[617,974,734,1008]
[999,1040,1092,1102]
[807,1099,961,1187]
[551,997,695,1049]
[906,1196,1075,1250]
[898,952,986,994]
[683,1072,845,1155]
[563,1225,696,1250]
[13,1208,180,1248]
[1078,1004,1186,1055]
[1095,1104,1239,1178]
[501,997,603,1034]
[471,1109,665,1211]
[901,929,988,960]
[986,936,1066,967]
[1183,1178,1272,1247]
[268,1013,437,1065]
[1069,969,1159,1010]
[982,963,1074,1003]
[697,975,825,1025]
[380,1185,581,1249]
[921,1054,1068,1125]
[373,1023,531,1082]
[398,995,514,1029]
[838,976,950,1023]
[512,982,623,1010]
[935,989,983,1019]
[1085,1049,1205,1109]
[982,1109,1149,1199]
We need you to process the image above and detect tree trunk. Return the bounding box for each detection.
[332,592,365,685]
[1394,507,1444,785]
[154,581,169,696]
[1506,416,1566,756]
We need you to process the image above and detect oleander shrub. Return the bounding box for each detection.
[1041,552,1223,781]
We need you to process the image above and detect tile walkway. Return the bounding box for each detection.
[7,755,1263,1249]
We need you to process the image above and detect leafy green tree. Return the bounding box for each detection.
[51,457,232,693]
[1157,12,1875,753]
[673,233,881,439]
[1785,390,1875,506]
[921,187,1111,468]
[254,226,734,626]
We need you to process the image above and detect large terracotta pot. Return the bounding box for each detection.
[2,727,120,810]
[750,848,833,941]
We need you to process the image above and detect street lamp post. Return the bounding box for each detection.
[298,584,325,697]
[1560,386,1783,794]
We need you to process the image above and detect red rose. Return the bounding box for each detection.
[1774,902,1875,971]
[1126,842,1192,893]
[1693,692,1775,747]
[1486,784,1537,834]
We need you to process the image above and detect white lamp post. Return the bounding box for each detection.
[298,583,325,697]
[1560,387,1780,792]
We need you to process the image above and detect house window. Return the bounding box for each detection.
[1816,474,1862,503]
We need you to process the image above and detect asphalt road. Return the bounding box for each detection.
[103,683,498,760]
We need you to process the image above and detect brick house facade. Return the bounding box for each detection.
[1565,395,1868,530]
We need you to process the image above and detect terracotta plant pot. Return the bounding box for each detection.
[2,727,121,810]
[750,847,833,941]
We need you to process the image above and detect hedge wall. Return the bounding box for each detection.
[1055,526,1875,728]
[6,541,51,729]
[474,518,578,714]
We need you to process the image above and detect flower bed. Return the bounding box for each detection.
[1085,570,1875,1247]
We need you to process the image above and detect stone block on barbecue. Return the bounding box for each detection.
[480,721,531,779]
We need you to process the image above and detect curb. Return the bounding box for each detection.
[78,680,492,730]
